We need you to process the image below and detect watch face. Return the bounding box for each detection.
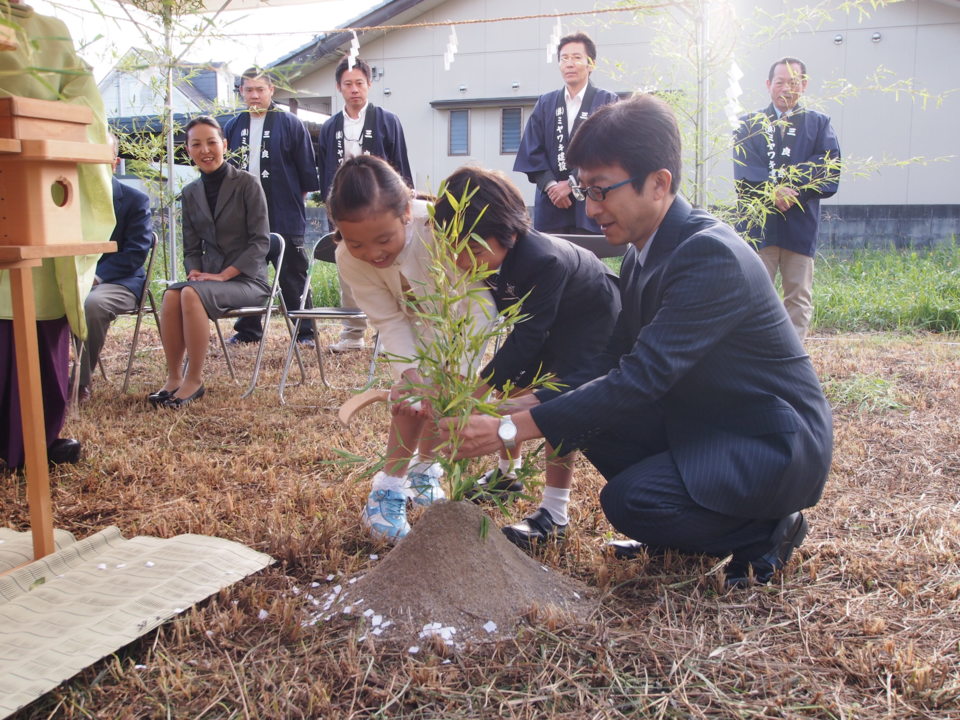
[499,417,517,441]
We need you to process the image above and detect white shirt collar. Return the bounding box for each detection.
[565,85,586,103]
[636,229,657,267]
[344,103,368,124]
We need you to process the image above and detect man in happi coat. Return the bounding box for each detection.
[317,56,412,352]
[733,57,841,341]
[223,67,320,346]
[513,31,619,234]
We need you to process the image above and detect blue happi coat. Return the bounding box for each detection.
[513,84,619,233]
[317,104,413,196]
[223,104,320,237]
[733,103,841,257]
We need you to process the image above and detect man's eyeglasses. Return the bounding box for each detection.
[570,176,641,202]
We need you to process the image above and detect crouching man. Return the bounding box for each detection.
[440,95,832,588]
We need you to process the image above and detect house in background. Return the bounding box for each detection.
[268,0,959,248]
[97,49,238,199]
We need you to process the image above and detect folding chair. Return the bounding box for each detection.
[118,231,162,392]
[278,232,380,403]
[213,233,303,399]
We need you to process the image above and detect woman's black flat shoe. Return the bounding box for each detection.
[148,387,179,407]
[161,384,205,409]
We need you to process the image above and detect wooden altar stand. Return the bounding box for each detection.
[0,96,114,566]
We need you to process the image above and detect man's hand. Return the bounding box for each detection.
[546,181,573,209]
[437,414,502,459]
[773,185,800,213]
[438,409,543,459]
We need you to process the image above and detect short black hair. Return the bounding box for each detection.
[184,115,225,141]
[239,66,275,87]
[327,155,413,224]
[433,166,530,249]
[768,57,806,82]
[567,94,681,194]
[558,32,597,63]
[335,56,372,85]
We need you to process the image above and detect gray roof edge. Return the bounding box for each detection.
[267,0,429,76]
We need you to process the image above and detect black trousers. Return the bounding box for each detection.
[234,234,314,342]
[582,407,778,558]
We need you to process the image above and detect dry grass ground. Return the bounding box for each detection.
[3,321,959,719]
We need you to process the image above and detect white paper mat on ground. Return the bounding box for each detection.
[0,527,78,574]
[0,526,274,718]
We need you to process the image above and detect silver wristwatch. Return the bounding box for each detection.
[498,415,518,451]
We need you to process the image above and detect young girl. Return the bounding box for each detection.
[329,155,494,542]
[432,166,621,551]
[149,116,270,408]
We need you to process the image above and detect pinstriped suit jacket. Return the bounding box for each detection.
[531,196,832,519]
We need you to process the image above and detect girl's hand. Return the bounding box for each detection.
[390,370,425,417]
[192,271,225,282]
[186,269,202,281]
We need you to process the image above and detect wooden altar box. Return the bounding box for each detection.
[0,96,111,246]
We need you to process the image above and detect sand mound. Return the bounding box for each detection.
[316,501,594,644]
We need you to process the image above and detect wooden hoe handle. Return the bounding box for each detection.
[338,389,390,427]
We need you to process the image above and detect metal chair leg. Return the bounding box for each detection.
[214,319,238,383]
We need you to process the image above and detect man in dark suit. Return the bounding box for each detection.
[443,95,833,588]
[78,135,152,401]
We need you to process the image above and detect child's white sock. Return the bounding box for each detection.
[371,471,407,494]
[540,486,571,525]
[407,459,443,479]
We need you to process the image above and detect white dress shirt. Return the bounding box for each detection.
[342,103,368,160]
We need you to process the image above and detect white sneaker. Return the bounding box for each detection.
[361,488,410,542]
[406,468,446,507]
[329,338,365,353]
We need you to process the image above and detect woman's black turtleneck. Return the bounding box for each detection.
[200,161,228,215]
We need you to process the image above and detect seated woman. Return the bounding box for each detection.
[149,116,270,408]
[329,155,495,542]
[432,167,621,551]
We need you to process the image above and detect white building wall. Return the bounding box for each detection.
[98,67,199,118]
[283,0,959,208]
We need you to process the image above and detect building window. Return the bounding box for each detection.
[501,107,522,154]
[449,109,469,156]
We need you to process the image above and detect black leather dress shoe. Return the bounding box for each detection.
[606,539,647,559]
[725,512,808,588]
[465,468,524,503]
[501,508,568,551]
[48,438,81,465]
[147,387,178,407]
[161,384,205,409]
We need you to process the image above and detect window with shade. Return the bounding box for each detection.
[501,107,522,154]
[449,109,469,156]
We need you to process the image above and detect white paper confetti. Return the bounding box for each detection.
[483,621,497,633]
